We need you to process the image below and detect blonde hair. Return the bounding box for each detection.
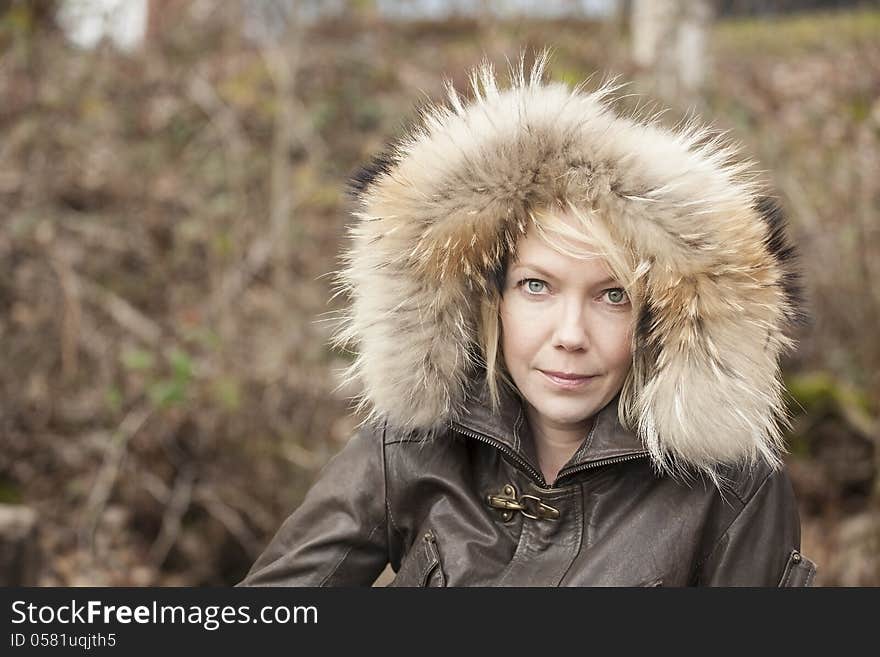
[477,200,648,433]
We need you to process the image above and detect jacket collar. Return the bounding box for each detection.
[452,375,648,480]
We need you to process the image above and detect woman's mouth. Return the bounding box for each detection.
[539,370,596,389]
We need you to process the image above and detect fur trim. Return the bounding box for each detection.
[332,52,804,480]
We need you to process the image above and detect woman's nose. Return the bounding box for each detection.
[552,300,590,351]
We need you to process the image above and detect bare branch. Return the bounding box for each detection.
[77,276,163,345]
[78,404,154,557]
[194,485,262,556]
[148,466,196,568]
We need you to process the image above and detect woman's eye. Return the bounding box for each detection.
[604,288,629,305]
[518,278,547,295]
[515,280,628,304]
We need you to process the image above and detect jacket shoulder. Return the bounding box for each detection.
[378,420,453,458]
[714,458,788,508]
[692,458,806,585]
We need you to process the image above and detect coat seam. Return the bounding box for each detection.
[320,421,391,586]
[319,519,384,586]
[386,438,432,446]
[580,415,599,458]
[556,483,585,586]
[777,551,796,587]
[805,562,816,587]
[381,419,402,555]
[693,469,775,581]
[383,423,404,540]
[512,405,523,453]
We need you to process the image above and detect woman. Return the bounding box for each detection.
[239,53,817,587]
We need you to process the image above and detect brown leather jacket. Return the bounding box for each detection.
[239,379,817,587]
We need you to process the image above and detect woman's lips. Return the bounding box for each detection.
[539,370,596,389]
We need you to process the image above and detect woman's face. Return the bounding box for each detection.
[499,218,634,438]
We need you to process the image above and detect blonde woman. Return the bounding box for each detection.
[239,53,817,587]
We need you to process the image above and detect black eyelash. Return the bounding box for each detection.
[516,278,546,293]
[604,289,630,305]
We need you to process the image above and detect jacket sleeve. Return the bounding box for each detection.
[237,422,390,586]
[695,467,818,587]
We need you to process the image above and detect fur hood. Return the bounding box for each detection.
[331,53,805,480]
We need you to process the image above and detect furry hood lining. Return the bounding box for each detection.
[332,53,804,481]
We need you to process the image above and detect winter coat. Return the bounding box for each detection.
[239,53,818,586]
[240,378,816,586]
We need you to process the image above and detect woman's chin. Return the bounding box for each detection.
[529,398,597,427]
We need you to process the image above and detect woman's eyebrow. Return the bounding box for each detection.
[512,262,561,279]
[512,262,618,286]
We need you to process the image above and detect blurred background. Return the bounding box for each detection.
[0,0,877,586]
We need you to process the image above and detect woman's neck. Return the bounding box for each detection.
[526,407,594,485]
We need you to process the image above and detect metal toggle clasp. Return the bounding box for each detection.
[487,483,560,521]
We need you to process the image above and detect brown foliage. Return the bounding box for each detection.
[0,6,877,585]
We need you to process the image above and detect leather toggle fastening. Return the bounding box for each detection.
[487,483,560,521]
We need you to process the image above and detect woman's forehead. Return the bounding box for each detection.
[503,208,623,282]
[509,247,615,285]
[513,224,603,263]
[510,256,614,281]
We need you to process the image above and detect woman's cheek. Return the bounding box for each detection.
[501,297,531,325]
[511,294,550,317]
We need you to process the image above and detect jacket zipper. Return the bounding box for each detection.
[451,423,547,487]
[554,452,649,485]
[451,423,649,489]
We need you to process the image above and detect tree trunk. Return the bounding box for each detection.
[0,504,40,586]
[632,0,713,103]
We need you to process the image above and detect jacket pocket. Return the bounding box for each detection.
[419,530,446,587]
[640,576,664,587]
[389,529,447,587]
[777,549,817,587]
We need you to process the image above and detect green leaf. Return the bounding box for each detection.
[105,386,123,413]
[168,349,193,382]
[0,479,22,504]
[148,379,186,407]
[121,348,155,371]
[212,377,241,411]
